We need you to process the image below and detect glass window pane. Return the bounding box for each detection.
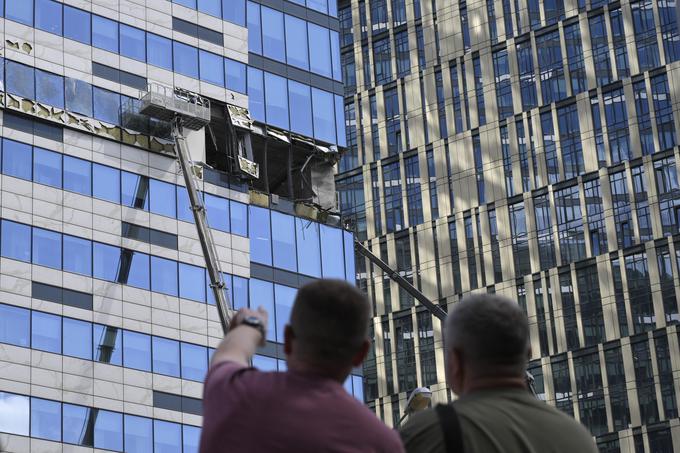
[199,50,225,87]
[247,67,265,122]
[35,0,62,35]
[352,375,364,401]
[154,420,182,453]
[33,147,62,188]
[63,317,92,360]
[31,397,61,441]
[252,354,278,371]
[126,251,150,290]
[335,95,346,147]
[308,0,328,14]
[183,425,201,453]
[123,330,151,371]
[63,404,93,446]
[93,324,123,366]
[249,206,271,265]
[264,72,289,129]
[225,58,247,94]
[6,0,33,25]
[180,263,206,302]
[288,80,313,137]
[152,336,180,377]
[94,409,123,451]
[149,178,176,217]
[124,415,152,453]
[198,0,221,15]
[93,242,121,282]
[320,224,345,278]
[344,230,356,283]
[223,0,246,26]
[92,15,119,53]
[275,284,297,342]
[247,2,262,54]
[250,279,275,341]
[232,275,249,310]
[285,15,308,70]
[6,61,35,99]
[151,256,178,296]
[176,185,194,223]
[312,88,336,143]
[93,164,120,203]
[181,342,208,381]
[271,211,296,272]
[0,304,30,347]
[296,218,321,277]
[93,87,121,125]
[1,220,31,262]
[65,77,93,117]
[32,311,62,354]
[63,156,92,196]
[64,6,91,44]
[63,235,92,276]
[3,138,32,180]
[36,69,65,109]
[205,193,230,232]
[122,171,149,210]
[309,24,332,78]
[262,7,285,61]
[147,33,173,70]
[120,24,146,61]
[173,41,199,78]
[32,227,62,269]
[230,201,248,236]
[0,392,29,436]
[331,31,341,81]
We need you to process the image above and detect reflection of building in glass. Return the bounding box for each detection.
[336,0,680,448]
[0,0,360,450]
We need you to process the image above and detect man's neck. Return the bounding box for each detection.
[287,358,350,384]
[460,375,527,396]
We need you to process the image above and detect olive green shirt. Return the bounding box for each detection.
[400,388,598,453]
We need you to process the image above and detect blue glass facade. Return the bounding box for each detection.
[0,0,362,450]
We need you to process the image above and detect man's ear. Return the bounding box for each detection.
[284,324,294,356]
[351,339,371,367]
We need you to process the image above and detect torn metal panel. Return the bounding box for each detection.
[226,104,253,130]
[310,161,337,211]
[0,92,175,154]
[266,127,290,144]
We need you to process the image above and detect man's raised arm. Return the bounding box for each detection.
[210,307,268,368]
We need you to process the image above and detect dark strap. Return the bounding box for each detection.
[436,404,465,453]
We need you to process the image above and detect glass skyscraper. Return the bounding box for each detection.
[336,0,680,450]
[0,0,361,451]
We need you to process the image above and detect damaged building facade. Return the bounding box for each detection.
[335,0,680,450]
[0,0,361,451]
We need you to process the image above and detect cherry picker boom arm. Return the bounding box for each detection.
[140,84,232,334]
[353,239,447,321]
[172,118,231,332]
[353,238,538,397]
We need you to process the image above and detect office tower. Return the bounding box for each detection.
[0,1,360,451]
[336,0,680,449]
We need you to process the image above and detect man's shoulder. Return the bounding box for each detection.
[399,408,443,453]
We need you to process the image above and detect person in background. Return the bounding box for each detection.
[200,279,404,453]
[400,294,598,453]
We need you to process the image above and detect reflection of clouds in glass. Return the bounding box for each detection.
[0,392,29,435]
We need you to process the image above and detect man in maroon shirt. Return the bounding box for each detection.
[199,279,404,452]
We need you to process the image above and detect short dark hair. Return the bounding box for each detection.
[290,279,370,365]
[445,294,530,375]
